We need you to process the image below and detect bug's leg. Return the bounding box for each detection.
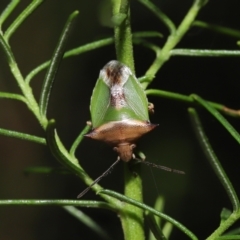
[86,121,92,126]
[148,102,154,114]
[77,157,121,198]
[137,151,146,161]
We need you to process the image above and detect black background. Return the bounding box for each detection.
[0,0,240,239]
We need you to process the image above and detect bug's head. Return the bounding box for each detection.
[114,143,136,162]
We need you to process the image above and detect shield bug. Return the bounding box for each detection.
[85,60,158,162]
[77,60,184,198]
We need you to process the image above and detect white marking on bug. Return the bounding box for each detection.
[100,61,132,87]
[100,61,133,109]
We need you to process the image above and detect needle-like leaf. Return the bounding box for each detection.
[39,11,79,117]
[188,108,239,212]
[100,189,198,240]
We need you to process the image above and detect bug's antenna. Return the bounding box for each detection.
[77,157,121,198]
[135,158,185,174]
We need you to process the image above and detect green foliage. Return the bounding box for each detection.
[1,0,240,240]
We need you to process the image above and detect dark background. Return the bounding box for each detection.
[0,0,240,239]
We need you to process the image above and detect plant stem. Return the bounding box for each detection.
[46,120,119,205]
[25,31,163,84]
[0,128,46,144]
[207,211,240,240]
[70,124,91,157]
[0,0,20,29]
[120,164,144,240]
[192,95,240,145]
[100,189,198,240]
[0,199,114,210]
[171,49,240,57]
[25,37,114,84]
[4,0,44,42]
[146,89,240,118]
[111,0,144,239]
[39,11,79,117]
[188,108,239,211]
[142,0,206,89]
[0,92,27,103]
[64,206,111,240]
[137,0,176,34]
[0,33,47,127]
[112,0,135,73]
[193,20,240,39]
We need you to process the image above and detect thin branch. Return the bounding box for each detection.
[112,0,135,72]
[146,212,167,240]
[63,206,111,240]
[137,0,176,34]
[142,0,207,89]
[70,124,91,157]
[0,91,27,103]
[25,31,161,84]
[25,38,114,84]
[0,0,20,28]
[171,49,240,57]
[100,189,198,240]
[192,94,240,145]
[0,31,46,127]
[193,21,240,39]
[188,108,239,211]
[0,199,114,211]
[0,127,46,144]
[146,89,240,118]
[133,31,163,39]
[46,119,85,177]
[4,0,44,42]
[39,11,79,117]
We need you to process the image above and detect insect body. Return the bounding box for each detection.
[85,60,158,161]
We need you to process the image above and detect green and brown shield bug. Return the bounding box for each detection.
[77,60,184,198]
[85,60,158,162]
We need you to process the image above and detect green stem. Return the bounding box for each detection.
[11,60,47,127]
[70,124,91,157]
[46,120,119,205]
[100,189,198,240]
[145,213,167,240]
[0,199,114,210]
[189,108,240,239]
[0,127,46,144]
[191,94,240,145]
[25,31,162,84]
[0,92,27,103]
[4,0,44,42]
[137,0,176,34]
[0,0,20,28]
[39,11,79,117]
[63,206,111,240]
[0,33,47,127]
[146,89,240,118]
[171,49,240,57]
[188,108,239,211]
[111,0,144,239]
[121,164,144,240]
[142,0,206,89]
[25,37,114,84]
[207,212,240,240]
[112,0,135,72]
[193,20,240,39]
